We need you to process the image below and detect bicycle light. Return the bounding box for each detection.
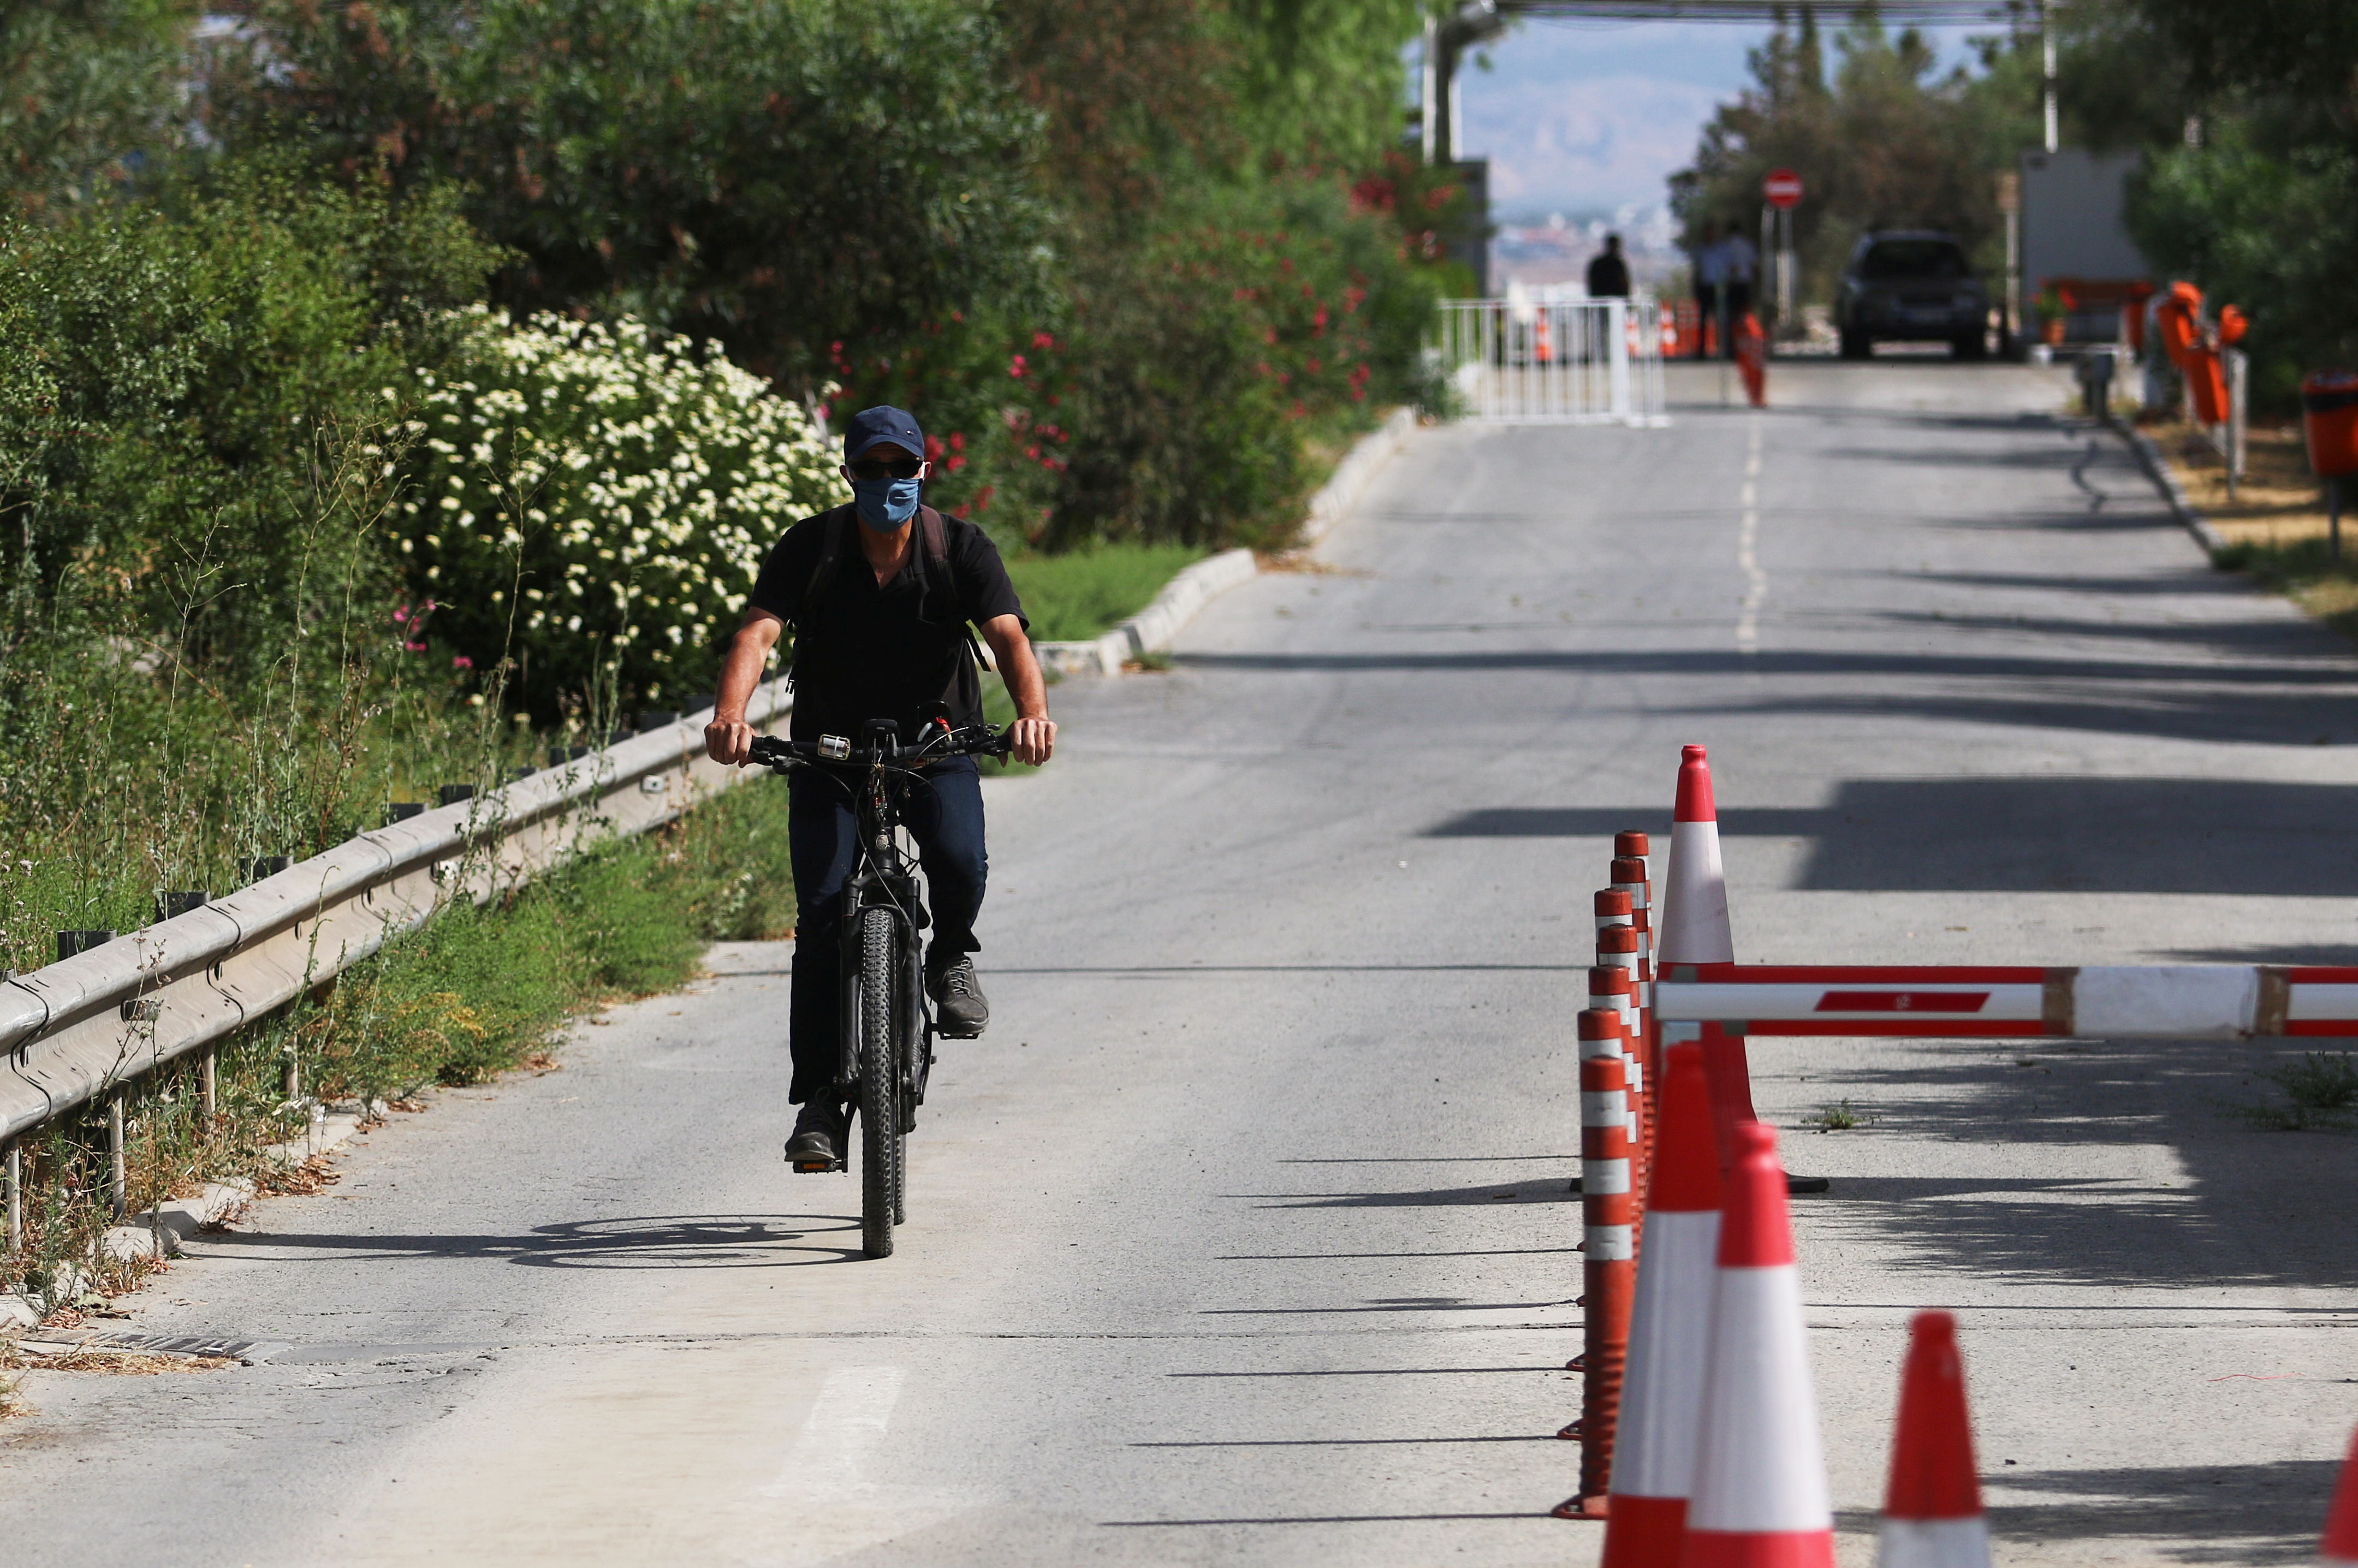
[819,735,851,761]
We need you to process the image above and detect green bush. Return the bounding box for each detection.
[213,0,1052,392]
[396,307,842,717]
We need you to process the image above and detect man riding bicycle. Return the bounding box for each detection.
[705,405,1056,1171]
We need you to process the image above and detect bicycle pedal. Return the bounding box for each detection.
[790,1157,846,1174]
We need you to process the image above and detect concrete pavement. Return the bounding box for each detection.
[4,359,2355,1565]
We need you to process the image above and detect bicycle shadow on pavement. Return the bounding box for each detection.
[193,1212,867,1269]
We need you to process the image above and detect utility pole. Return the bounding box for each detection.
[1426,0,1506,167]
[2041,1,2058,153]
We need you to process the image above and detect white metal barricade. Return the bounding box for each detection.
[1435,295,1669,426]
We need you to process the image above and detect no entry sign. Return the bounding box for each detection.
[1763,168,1803,209]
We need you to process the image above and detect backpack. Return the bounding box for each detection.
[785,503,993,696]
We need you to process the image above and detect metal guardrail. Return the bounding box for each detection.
[0,680,794,1154]
[1435,295,1669,426]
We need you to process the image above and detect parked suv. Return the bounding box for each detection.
[1836,231,1989,359]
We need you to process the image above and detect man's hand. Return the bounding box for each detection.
[1008,715,1056,767]
[706,609,785,766]
[705,715,756,766]
[982,613,1056,767]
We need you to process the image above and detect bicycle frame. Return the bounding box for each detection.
[836,746,931,1121]
[751,719,1007,1126]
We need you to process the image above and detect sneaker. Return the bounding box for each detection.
[784,1099,850,1171]
[929,955,990,1038]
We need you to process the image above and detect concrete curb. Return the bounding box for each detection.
[2116,418,2228,556]
[1034,548,1258,677]
[1032,406,1421,676]
[1,1109,365,1326]
[1298,405,1421,548]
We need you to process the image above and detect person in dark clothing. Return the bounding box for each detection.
[1585,234,1630,299]
[705,405,1055,1170]
[1692,219,1723,360]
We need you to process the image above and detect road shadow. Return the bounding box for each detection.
[1777,1038,2358,1293]
[1424,777,2358,896]
[1226,1180,1581,1209]
[1965,1458,2337,1564]
[197,1213,865,1269]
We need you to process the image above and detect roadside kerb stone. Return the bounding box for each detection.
[2116,415,2228,555]
[2,1108,366,1325]
[1032,405,1420,675]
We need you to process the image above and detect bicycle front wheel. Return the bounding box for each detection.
[858,906,902,1259]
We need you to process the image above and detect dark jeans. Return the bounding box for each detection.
[787,756,986,1105]
[1693,284,1718,357]
[1722,281,1753,358]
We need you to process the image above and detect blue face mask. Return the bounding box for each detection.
[852,476,923,530]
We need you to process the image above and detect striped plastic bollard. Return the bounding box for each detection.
[1557,1007,1637,1519]
[1597,923,1646,1189]
[1587,962,1642,1220]
[1565,961,1636,1379]
[1612,837,1655,1129]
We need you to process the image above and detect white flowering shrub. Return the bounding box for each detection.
[396,306,841,714]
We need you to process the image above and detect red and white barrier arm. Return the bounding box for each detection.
[1655,964,2358,1040]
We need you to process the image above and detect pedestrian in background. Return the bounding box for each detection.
[1721,223,1759,357]
[1692,220,1723,359]
[1587,233,1630,300]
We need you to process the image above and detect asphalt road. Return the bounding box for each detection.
[6,360,2356,1566]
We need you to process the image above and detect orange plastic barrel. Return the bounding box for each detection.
[2302,370,2358,478]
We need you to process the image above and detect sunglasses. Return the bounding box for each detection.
[847,456,924,481]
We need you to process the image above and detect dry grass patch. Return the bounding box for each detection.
[2154,419,2344,547]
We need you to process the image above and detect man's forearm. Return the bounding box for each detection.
[1001,637,1049,718]
[714,623,774,720]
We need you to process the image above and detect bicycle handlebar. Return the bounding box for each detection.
[746,722,1010,774]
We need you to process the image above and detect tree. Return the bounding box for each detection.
[211,0,1053,391]
[0,1,197,215]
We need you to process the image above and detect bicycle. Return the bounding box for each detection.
[749,717,1010,1259]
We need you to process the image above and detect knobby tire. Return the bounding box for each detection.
[858,906,901,1258]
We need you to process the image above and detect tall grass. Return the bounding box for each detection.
[1003,541,1207,642]
[3,774,797,1303]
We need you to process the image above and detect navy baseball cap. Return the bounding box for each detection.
[844,405,925,461]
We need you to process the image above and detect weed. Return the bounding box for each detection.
[2222,1052,2358,1132]
[2208,535,2358,646]
[1124,650,1175,673]
[1803,1099,1873,1132]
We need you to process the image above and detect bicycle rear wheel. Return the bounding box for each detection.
[857,906,901,1259]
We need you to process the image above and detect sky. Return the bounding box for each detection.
[1454,19,1987,221]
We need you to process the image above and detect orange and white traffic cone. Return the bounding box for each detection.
[2324,1422,2358,1566]
[1879,1312,1991,1568]
[1680,1121,1835,1568]
[1659,745,1732,965]
[1555,1006,1637,1517]
[1596,1040,1723,1565]
[1658,745,1760,1169]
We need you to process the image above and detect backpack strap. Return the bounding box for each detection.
[918,504,993,674]
[783,506,854,691]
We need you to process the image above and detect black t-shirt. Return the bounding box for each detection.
[746,504,1026,743]
[1587,253,1630,298]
